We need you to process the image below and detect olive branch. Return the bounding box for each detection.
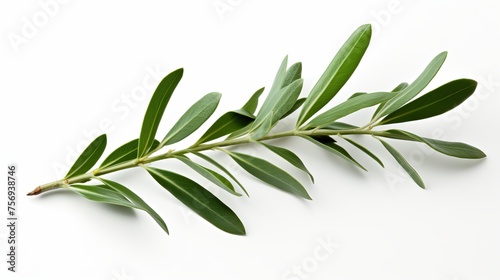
[29,24,486,236]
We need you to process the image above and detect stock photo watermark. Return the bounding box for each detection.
[110,268,136,280]
[51,65,168,178]
[369,0,403,37]
[282,235,340,280]
[212,0,243,21]
[7,0,71,53]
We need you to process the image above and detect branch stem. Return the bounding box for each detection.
[29,127,385,195]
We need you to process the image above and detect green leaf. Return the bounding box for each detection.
[146,167,246,235]
[340,136,384,167]
[138,68,183,157]
[254,56,294,127]
[325,122,358,130]
[303,136,367,171]
[225,122,254,140]
[162,92,221,146]
[96,178,169,234]
[260,142,314,182]
[69,181,170,234]
[192,152,248,196]
[380,79,477,124]
[251,111,273,140]
[224,150,311,200]
[242,87,265,114]
[373,52,447,120]
[100,139,138,169]
[372,82,409,119]
[69,184,137,209]
[377,138,425,189]
[392,82,409,92]
[282,62,302,88]
[254,78,303,128]
[266,56,288,99]
[175,155,241,196]
[231,108,255,119]
[196,111,254,144]
[247,57,288,131]
[381,129,486,159]
[297,24,372,126]
[305,91,396,129]
[271,79,304,123]
[348,92,367,100]
[281,98,305,119]
[99,139,160,169]
[65,134,107,179]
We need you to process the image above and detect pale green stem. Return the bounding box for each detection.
[28,127,388,196]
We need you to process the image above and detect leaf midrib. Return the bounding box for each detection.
[101,148,136,169]
[383,84,474,123]
[148,168,242,232]
[200,112,247,143]
[376,53,446,118]
[299,27,369,124]
[231,152,301,191]
[308,92,395,127]
[164,95,218,143]
[140,70,182,155]
[66,136,105,178]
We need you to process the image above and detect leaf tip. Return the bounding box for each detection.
[438,51,448,60]
[175,67,184,74]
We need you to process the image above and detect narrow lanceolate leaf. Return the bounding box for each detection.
[251,111,273,140]
[373,52,447,120]
[65,134,107,179]
[96,178,169,234]
[305,91,396,129]
[282,62,302,88]
[392,82,410,92]
[297,24,372,126]
[380,79,478,125]
[100,139,139,169]
[377,138,425,189]
[303,136,367,171]
[348,92,367,100]
[146,167,246,235]
[242,87,265,114]
[281,98,306,120]
[381,129,486,159]
[270,79,304,123]
[162,92,221,146]
[325,122,358,130]
[138,68,183,157]
[100,139,160,169]
[196,111,254,144]
[225,150,311,200]
[260,142,314,182]
[69,184,137,209]
[254,79,304,129]
[340,136,384,167]
[226,122,254,140]
[372,82,409,119]
[253,56,290,126]
[175,155,241,196]
[266,56,288,99]
[192,152,248,196]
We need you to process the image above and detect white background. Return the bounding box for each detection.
[1,0,499,279]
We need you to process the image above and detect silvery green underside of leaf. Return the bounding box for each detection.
[31,24,486,237]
